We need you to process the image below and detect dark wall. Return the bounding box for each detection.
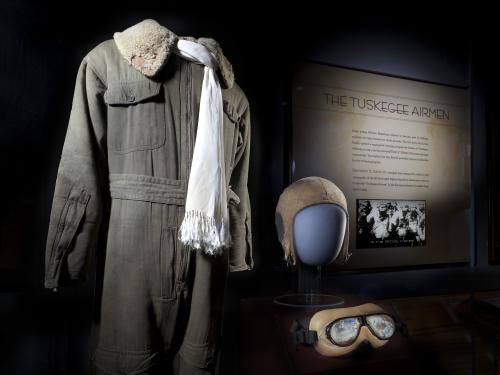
[1,2,499,374]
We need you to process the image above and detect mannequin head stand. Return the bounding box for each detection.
[274,202,347,308]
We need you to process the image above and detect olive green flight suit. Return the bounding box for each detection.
[44,22,253,374]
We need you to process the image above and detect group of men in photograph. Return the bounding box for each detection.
[357,200,426,248]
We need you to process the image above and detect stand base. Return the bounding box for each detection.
[273,293,344,308]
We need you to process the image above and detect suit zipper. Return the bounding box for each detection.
[186,60,193,178]
[182,61,193,277]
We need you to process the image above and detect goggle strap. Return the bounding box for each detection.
[396,321,409,337]
[290,319,318,348]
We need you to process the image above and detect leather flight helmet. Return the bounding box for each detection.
[275,176,352,267]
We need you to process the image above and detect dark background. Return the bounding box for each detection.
[1,1,499,374]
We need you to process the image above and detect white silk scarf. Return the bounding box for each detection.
[175,39,230,255]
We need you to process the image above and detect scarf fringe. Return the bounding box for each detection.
[178,210,231,255]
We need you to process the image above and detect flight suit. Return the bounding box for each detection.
[44,19,253,374]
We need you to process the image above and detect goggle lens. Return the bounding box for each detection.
[328,317,362,346]
[366,314,395,339]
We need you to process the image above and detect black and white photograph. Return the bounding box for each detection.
[357,199,426,248]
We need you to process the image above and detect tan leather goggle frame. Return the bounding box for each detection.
[309,303,392,357]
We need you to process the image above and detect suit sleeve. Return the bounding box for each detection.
[44,56,108,289]
[228,102,253,272]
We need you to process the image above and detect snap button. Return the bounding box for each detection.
[126,95,135,103]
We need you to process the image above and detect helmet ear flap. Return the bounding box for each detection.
[275,210,295,265]
[275,211,285,242]
[334,212,351,265]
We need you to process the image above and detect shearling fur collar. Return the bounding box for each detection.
[113,19,234,89]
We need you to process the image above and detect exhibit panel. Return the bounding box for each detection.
[292,62,471,269]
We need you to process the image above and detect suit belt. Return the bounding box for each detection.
[109,173,187,206]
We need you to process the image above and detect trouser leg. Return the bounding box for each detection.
[90,200,172,374]
[174,249,229,374]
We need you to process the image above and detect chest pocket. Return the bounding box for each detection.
[104,80,166,154]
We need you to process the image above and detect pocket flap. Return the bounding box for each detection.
[223,100,240,123]
[228,187,240,206]
[104,80,162,105]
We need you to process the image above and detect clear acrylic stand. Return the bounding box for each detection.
[273,262,344,308]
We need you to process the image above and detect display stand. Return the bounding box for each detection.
[273,263,344,308]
